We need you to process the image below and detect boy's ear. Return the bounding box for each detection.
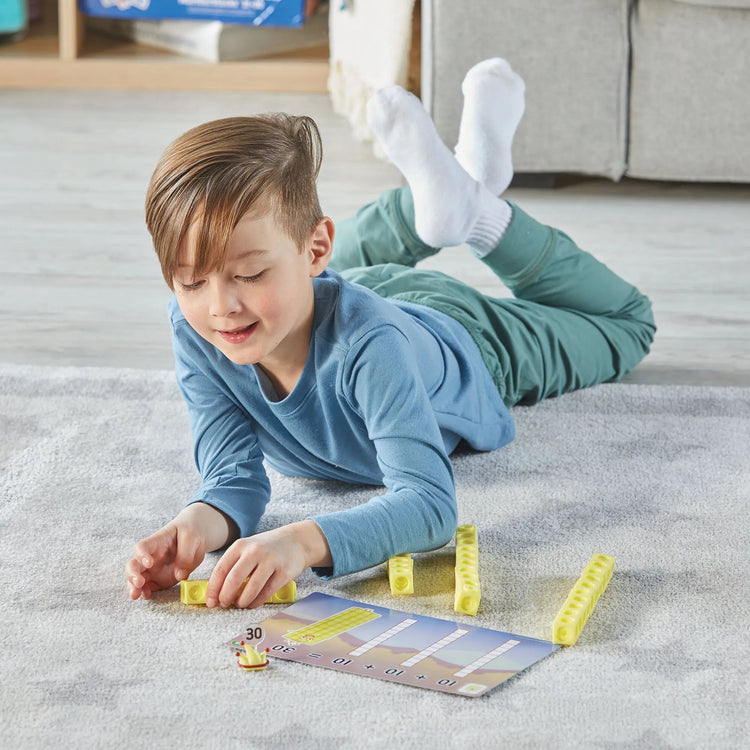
[308,217,335,277]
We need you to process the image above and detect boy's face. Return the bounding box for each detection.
[173,211,332,377]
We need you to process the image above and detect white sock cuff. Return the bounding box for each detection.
[467,192,513,256]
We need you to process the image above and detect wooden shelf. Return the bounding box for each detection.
[0,0,330,91]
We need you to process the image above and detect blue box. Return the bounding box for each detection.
[0,0,27,35]
[78,1,310,28]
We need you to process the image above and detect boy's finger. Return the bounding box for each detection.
[173,529,202,582]
[205,571,226,608]
[131,543,153,570]
[206,547,241,607]
[231,574,258,609]
[233,556,275,609]
[212,550,259,608]
[125,557,141,577]
[128,570,145,589]
[128,576,147,599]
[219,561,257,608]
[239,571,281,610]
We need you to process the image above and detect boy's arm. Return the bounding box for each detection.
[170,310,455,595]
[172,317,271,538]
[311,325,458,578]
[169,313,333,608]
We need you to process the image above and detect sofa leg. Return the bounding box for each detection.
[510,173,559,189]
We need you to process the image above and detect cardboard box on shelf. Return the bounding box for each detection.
[87,7,328,62]
[78,0,319,28]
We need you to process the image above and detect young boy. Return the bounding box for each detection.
[126,59,654,609]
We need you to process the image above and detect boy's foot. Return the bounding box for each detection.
[366,85,510,252]
[454,58,525,196]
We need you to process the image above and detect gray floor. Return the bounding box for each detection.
[2,89,749,385]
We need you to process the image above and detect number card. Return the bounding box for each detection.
[232,593,558,697]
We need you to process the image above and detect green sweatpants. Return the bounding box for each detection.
[330,187,655,407]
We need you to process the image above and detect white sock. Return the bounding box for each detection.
[454,58,526,196]
[366,85,511,253]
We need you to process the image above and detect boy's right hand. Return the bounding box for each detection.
[126,521,206,600]
[126,501,235,600]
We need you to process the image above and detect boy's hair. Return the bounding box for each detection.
[145,114,324,288]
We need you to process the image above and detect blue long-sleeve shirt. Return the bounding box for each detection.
[170,268,514,578]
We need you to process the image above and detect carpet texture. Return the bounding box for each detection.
[1,364,748,749]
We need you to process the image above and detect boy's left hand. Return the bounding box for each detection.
[205,520,331,609]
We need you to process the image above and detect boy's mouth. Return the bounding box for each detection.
[217,323,257,344]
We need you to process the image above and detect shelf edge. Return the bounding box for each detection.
[0,57,330,92]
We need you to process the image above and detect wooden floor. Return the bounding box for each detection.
[1,89,749,386]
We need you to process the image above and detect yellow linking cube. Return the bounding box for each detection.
[454,524,481,616]
[267,580,297,604]
[179,578,297,606]
[553,553,615,646]
[386,553,414,595]
[180,578,208,605]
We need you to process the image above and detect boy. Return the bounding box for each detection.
[126,59,654,609]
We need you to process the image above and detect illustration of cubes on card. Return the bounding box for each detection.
[284,607,381,645]
[454,524,481,616]
[386,553,414,595]
[553,553,615,646]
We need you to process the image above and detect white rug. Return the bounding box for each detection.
[1,364,748,749]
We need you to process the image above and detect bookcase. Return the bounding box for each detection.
[0,0,329,91]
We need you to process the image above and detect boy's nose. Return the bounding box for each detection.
[208,282,242,318]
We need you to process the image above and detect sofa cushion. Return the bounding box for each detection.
[628,0,750,181]
[422,0,631,179]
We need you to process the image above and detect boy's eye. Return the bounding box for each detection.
[177,279,204,291]
[237,271,265,283]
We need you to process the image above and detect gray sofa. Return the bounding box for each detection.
[421,0,750,182]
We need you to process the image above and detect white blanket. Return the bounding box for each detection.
[328,0,417,142]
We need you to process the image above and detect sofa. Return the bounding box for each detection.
[421,0,750,182]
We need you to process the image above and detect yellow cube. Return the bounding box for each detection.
[179,578,297,606]
[266,580,296,604]
[553,553,615,646]
[180,579,208,605]
[386,553,414,595]
[454,525,481,616]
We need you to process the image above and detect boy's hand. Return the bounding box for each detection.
[126,502,234,600]
[206,520,331,609]
[126,522,206,600]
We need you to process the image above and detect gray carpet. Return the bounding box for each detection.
[1,364,748,749]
